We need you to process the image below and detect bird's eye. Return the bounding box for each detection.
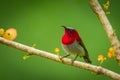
[69,29,73,33]
[69,29,73,32]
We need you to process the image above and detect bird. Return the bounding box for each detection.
[61,26,92,64]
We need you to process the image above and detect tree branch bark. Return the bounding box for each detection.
[0,37,120,80]
[90,0,120,63]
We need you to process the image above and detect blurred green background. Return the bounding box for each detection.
[0,0,120,80]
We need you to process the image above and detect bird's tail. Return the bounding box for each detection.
[83,56,92,64]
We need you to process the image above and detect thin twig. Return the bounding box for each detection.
[0,37,120,80]
[90,0,120,63]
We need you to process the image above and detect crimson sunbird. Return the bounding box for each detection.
[61,26,92,64]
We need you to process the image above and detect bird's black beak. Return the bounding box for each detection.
[61,26,68,32]
[61,25,67,29]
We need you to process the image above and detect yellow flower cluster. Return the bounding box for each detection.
[23,55,30,60]
[0,28,4,36]
[98,54,106,66]
[0,28,17,40]
[54,47,60,57]
[22,44,37,60]
[107,47,115,59]
[98,47,115,66]
[55,48,60,53]
[103,1,110,14]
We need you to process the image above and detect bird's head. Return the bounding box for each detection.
[62,26,74,33]
[61,26,82,45]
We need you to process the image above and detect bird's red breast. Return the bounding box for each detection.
[62,27,82,45]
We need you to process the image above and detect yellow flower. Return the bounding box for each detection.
[103,4,109,10]
[3,28,17,40]
[103,0,110,15]
[107,47,115,59]
[0,28,5,36]
[98,54,104,61]
[106,1,110,6]
[109,47,114,52]
[55,48,60,53]
[32,44,36,48]
[105,11,110,15]
[107,52,113,58]
[98,54,106,66]
[103,1,110,10]
[23,55,30,60]
[54,48,60,57]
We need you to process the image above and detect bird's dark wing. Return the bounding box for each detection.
[79,41,88,56]
[79,41,92,64]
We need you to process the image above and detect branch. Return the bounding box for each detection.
[90,0,120,63]
[0,37,120,80]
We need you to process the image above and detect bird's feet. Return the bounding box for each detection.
[59,54,70,63]
[71,54,78,65]
[59,56,65,63]
[71,59,75,65]
[59,54,77,65]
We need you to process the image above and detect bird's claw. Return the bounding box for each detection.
[59,56,63,60]
[71,59,75,65]
[59,56,75,65]
[59,56,64,63]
